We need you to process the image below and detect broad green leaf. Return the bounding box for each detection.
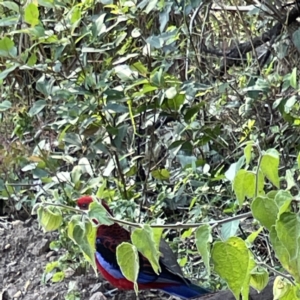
[0,37,17,57]
[233,169,264,206]
[250,267,269,292]
[0,100,11,111]
[297,152,300,169]
[274,190,292,216]
[195,225,212,275]
[260,149,280,188]
[212,237,255,300]
[24,3,39,27]
[276,212,300,261]
[68,216,97,273]
[28,100,47,117]
[88,201,114,225]
[37,206,62,232]
[151,169,170,181]
[269,227,291,278]
[131,225,161,275]
[273,276,296,300]
[251,196,278,230]
[1,1,19,12]
[117,242,139,294]
[220,220,240,240]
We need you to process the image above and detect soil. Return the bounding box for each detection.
[0,219,177,300]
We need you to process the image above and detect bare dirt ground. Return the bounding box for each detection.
[0,219,177,300]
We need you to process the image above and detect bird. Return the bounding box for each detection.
[77,195,211,299]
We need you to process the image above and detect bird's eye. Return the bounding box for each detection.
[81,203,88,208]
[96,238,101,244]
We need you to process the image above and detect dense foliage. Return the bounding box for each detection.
[1,0,300,299]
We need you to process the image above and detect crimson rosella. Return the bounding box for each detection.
[77,196,210,299]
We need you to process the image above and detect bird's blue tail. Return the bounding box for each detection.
[161,282,210,299]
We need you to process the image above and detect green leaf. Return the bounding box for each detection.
[144,0,158,13]
[24,3,39,27]
[292,29,300,53]
[297,152,300,169]
[244,142,254,165]
[52,271,65,282]
[68,216,97,274]
[269,227,292,278]
[0,100,12,111]
[151,169,170,181]
[131,61,147,76]
[195,225,212,276]
[116,242,139,294]
[37,206,62,232]
[290,67,297,89]
[88,201,114,225]
[45,261,59,273]
[0,37,16,57]
[28,100,47,117]
[1,1,19,12]
[165,87,177,99]
[70,6,81,24]
[250,267,269,292]
[162,93,185,111]
[220,220,240,240]
[38,0,54,8]
[233,169,264,206]
[27,53,37,66]
[131,225,161,275]
[273,276,297,300]
[276,212,300,261]
[251,196,278,230]
[285,169,295,191]
[274,190,292,216]
[184,103,205,122]
[246,227,263,244]
[260,149,280,188]
[212,237,256,300]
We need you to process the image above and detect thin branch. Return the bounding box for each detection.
[41,202,252,229]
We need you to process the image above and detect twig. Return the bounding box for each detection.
[40,202,252,229]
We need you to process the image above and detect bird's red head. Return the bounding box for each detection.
[77,195,94,210]
[77,195,113,215]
